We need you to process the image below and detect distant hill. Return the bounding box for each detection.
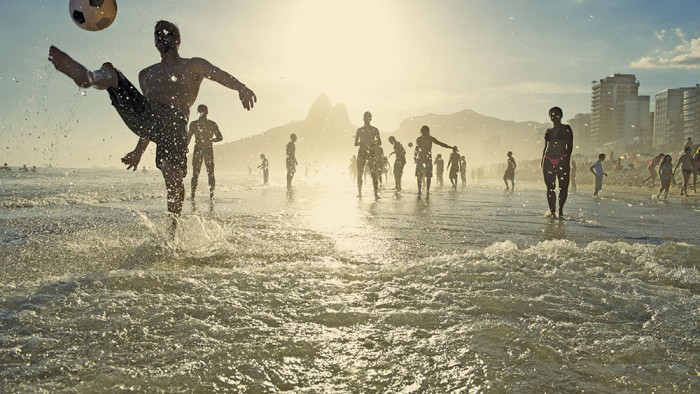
[213,94,357,173]
[211,94,548,173]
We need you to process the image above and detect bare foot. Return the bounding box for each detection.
[48,46,92,88]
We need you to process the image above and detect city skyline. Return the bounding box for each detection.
[2,0,700,167]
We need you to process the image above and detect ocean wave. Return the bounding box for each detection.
[0,192,162,208]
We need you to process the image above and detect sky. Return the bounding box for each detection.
[1,0,700,168]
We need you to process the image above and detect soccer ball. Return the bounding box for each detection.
[69,0,118,31]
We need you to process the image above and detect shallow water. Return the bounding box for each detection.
[0,169,698,392]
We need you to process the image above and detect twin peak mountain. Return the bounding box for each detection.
[214,94,546,171]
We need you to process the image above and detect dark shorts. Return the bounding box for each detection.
[393,159,405,178]
[107,68,188,175]
[504,169,515,180]
[415,159,433,178]
[286,159,296,175]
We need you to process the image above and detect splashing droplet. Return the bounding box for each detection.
[170,76,178,82]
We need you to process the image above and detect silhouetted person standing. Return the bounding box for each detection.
[503,151,516,191]
[542,107,573,218]
[188,104,223,205]
[447,146,460,189]
[354,111,381,198]
[388,136,406,191]
[48,20,256,233]
[258,153,269,185]
[414,125,454,196]
[286,134,298,188]
[460,156,467,186]
[434,154,445,187]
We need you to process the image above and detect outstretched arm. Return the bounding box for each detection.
[431,136,453,150]
[192,57,256,111]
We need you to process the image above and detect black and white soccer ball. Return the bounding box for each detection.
[69,0,118,31]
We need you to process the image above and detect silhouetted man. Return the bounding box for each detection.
[48,20,256,232]
[286,134,298,188]
[354,111,382,198]
[414,125,454,196]
[503,151,516,191]
[258,153,269,185]
[188,104,223,205]
[388,136,406,191]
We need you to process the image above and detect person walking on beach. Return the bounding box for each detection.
[414,125,455,196]
[258,154,269,185]
[460,156,467,186]
[503,151,516,191]
[354,111,382,198]
[542,106,574,218]
[434,154,445,187]
[642,153,664,187]
[387,136,406,191]
[674,146,693,196]
[589,153,607,197]
[447,146,460,189]
[657,155,673,199]
[286,134,298,189]
[1,163,9,171]
[48,21,256,231]
[188,104,223,206]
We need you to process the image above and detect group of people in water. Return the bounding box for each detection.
[1,163,37,172]
[640,138,700,199]
[48,18,645,230]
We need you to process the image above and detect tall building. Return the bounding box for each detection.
[654,88,694,149]
[590,74,641,149]
[682,85,700,145]
[624,95,651,149]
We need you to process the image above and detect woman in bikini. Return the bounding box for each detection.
[542,106,574,218]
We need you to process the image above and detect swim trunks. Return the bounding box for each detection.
[106,67,188,174]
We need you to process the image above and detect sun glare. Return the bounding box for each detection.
[281,0,405,96]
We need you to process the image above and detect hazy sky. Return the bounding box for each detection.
[2,0,700,167]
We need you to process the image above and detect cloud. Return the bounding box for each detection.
[631,28,700,69]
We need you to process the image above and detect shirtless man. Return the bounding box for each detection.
[503,151,516,191]
[414,125,454,196]
[387,136,406,191]
[541,107,573,218]
[48,20,256,229]
[188,104,223,206]
[286,134,298,188]
[354,111,382,198]
[258,154,269,185]
[674,146,694,196]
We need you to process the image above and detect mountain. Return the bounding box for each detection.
[212,95,549,173]
[213,94,357,173]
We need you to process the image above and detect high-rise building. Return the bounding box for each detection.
[682,85,700,145]
[590,74,640,149]
[624,95,651,149]
[654,88,694,149]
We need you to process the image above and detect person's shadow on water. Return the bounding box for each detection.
[541,218,568,241]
